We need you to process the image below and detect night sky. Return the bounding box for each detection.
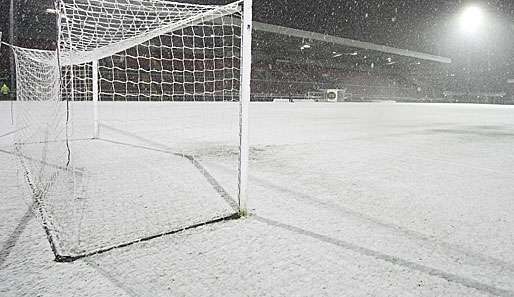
[257,0,513,52]
[255,0,514,84]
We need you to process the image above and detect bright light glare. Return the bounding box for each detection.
[460,6,483,33]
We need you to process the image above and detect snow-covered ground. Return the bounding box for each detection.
[1,101,514,296]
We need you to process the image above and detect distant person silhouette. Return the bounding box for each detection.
[1,82,10,100]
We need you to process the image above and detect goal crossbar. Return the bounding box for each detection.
[59,0,242,66]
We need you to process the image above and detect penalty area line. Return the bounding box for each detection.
[254,216,514,297]
[0,202,35,268]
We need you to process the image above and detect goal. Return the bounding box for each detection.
[13,0,252,262]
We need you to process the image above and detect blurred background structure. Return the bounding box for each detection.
[1,0,513,103]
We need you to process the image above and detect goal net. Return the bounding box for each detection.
[13,0,251,262]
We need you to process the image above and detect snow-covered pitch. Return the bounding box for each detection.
[1,101,514,296]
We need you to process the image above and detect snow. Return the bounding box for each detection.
[1,101,514,296]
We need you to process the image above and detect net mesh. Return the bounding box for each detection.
[12,47,76,256]
[95,17,241,102]
[14,0,245,260]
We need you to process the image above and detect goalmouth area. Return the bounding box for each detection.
[2,101,514,296]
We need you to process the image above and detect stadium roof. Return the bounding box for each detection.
[254,22,451,64]
[251,21,451,74]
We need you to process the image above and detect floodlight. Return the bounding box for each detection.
[460,6,483,33]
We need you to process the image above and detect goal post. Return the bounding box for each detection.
[92,59,99,139]
[238,0,252,216]
[13,0,252,261]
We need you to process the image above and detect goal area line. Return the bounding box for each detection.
[14,123,243,262]
[96,122,240,211]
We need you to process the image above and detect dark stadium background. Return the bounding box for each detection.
[1,0,513,102]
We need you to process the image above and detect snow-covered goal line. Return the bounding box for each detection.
[13,0,252,262]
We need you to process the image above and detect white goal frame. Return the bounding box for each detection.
[64,0,252,216]
[11,0,253,262]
